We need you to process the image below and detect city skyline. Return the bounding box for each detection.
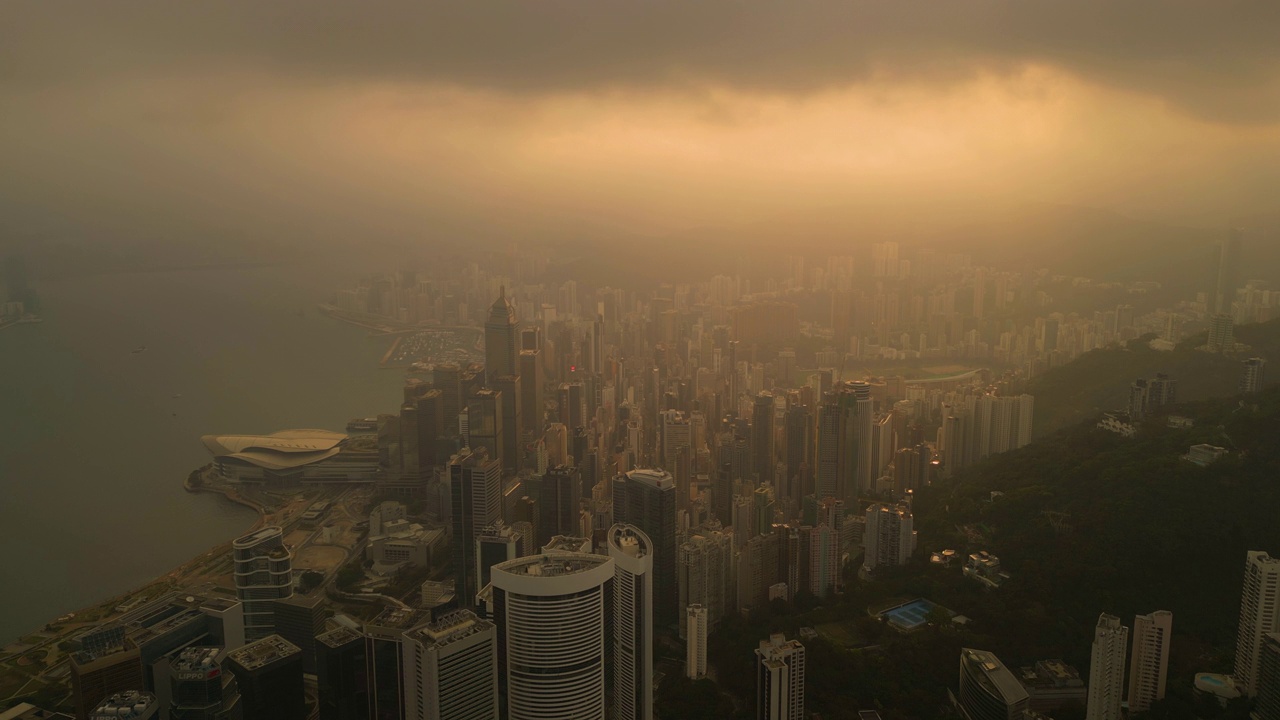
[3,4,1280,719]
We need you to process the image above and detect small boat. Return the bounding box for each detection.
[172,394,183,399]
[132,346,147,354]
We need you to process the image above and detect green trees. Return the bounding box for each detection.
[298,570,324,592]
[335,561,364,591]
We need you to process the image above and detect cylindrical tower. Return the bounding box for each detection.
[491,553,615,720]
[232,526,293,640]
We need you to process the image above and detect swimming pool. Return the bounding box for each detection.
[880,599,943,630]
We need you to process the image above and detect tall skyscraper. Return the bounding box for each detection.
[403,387,445,474]
[518,349,544,442]
[475,522,524,594]
[466,390,504,470]
[1256,634,1280,720]
[315,627,370,720]
[815,397,841,502]
[686,604,708,680]
[756,634,805,720]
[1235,551,1280,696]
[169,647,233,720]
[558,382,586,430]
[484,287,519,385]
[231,527,293,640]
[1127,610,1172,714]
[537,465,582,547]
[956,648,1029,720]
[817,382,874,505]
[401,610,499,720]
[846,381,875,498]
[272,594,327,674]
[609,524,654,720]
[783,402,812,509]
[613,468,678,625]
[1242,357,1267,394]
[491,553,614,720]
[224,635,306,720]
[1216,227,1243,316]
[1087,614,1129,720]
[862,503,916,572]
[450,448,502,604]
[491,375,522,473]
[752,392,776,485]
[365,608,425,720]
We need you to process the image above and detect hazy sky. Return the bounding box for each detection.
[3,1,1280,254]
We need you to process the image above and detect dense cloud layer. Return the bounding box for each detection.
[2,2,1279,259]
[7,1,1280,122]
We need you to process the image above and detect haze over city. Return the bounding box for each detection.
[5,1,1280,262]
[2,4,1280,720]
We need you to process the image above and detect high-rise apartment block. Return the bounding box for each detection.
[678,529,734,638]
[1256,634,1280,720]
[1243,357,1267,394]
[1235,551,1280,696]
[862,503,916,572]
[686,604,708,680]
[1087,614,1129,720]
[1127,610,1172,714]
[756,634,805,720]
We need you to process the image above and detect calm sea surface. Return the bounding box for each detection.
[0,263,404,644]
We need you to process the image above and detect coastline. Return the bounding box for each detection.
[1,471,263,654]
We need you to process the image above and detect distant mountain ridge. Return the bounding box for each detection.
[1027,318,1280,437]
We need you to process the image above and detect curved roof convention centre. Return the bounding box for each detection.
[201,429,347,470]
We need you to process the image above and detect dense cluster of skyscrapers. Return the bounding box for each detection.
[25,231,1279,720]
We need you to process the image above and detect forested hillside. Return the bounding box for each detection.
[1029,318,1280,436]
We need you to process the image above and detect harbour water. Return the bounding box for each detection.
[0,263,405,644]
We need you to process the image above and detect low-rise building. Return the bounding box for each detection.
[89,691,159,720]
[202,430,378,484]
[1183,444,1229,467]
[1018,659,1087,714]
[542,535,593,553]
[366,519,446,571]
[964,551,1010,589]
[1097,412,1137,438]
[299,500,331,524]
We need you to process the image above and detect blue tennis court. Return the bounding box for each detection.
[880,599,943,631]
